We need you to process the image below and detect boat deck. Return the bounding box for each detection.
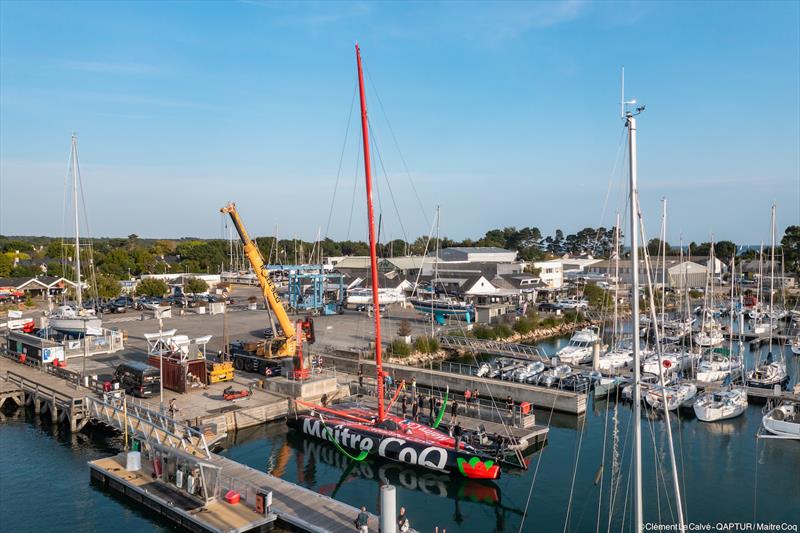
[357,396,549,453]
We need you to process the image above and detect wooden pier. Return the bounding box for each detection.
[0,356,89,432]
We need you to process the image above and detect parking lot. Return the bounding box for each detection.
[72,293,443,379]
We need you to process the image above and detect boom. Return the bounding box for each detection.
[221,202,297,356]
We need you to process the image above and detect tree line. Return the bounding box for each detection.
[2,225,798,286]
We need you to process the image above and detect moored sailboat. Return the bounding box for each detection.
[746,205,790,390]
[49,134,103,337]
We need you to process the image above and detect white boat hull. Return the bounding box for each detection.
[762,403,800,439]
[598,350,633,372]
[694,330,724,347]
[556,347,593,364]
[693,388,747,422]
[646,383,697,411]
[50,316,103,336]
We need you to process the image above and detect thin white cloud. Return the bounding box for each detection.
[62,60,161,76]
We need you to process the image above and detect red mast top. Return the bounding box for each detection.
[355,43,385,422]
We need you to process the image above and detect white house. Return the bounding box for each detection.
[533,260,564,289]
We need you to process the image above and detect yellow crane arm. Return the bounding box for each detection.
[221,202,296,354]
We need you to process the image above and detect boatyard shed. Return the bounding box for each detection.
[0,276,74,300]
[435,246,517,263]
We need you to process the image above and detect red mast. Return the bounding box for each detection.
[355,43,385,422]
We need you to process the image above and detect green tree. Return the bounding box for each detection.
[185,277,209,294]
[136,278,169,297]
[647,238,672,257]
[781,226,800,273]
[715,241,737,262]
[11,264,39,277]
[0,254,13,276]
[583,283,611,309]
[1,240,33,253]
[90,274,121,299]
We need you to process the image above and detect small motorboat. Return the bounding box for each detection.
[501,362,526,381]
[514,361,545,383]
[594,376,623,399]
[539,364,573,388]
[555,328,600,364]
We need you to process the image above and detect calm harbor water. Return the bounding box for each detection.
[1,333,799,532]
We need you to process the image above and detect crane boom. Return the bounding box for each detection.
[221,202,297,356]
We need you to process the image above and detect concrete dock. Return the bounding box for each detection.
[320,351,588,415]
[90,454,277,533]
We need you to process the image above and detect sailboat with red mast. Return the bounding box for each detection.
[286,44,518,481]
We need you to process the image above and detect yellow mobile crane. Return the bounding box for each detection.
[221,202,313,358]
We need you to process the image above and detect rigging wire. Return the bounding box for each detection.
[324,82,358,240]
[368,115,411,245]
[364,65,430,228]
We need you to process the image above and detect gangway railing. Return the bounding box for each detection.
[86,393,212,459]
[438,336,549,361]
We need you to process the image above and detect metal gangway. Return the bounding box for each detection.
[86,393,212,459]
[438,336,549,361]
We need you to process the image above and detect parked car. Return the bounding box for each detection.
[538,302,561,312]
[115,296,136,308]
[103,300,127,314]
[114,361,160,397]
[166,295,188,307]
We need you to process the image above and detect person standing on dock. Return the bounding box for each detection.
[463,388,471,413]
[410,377,417,397]
[397,507,410,533]
[428,394,435,421]
[450,398,459,423]
[401,393,408,419]
[357,367,364,395]
[355,506,369,533]
[473,389,480,415]
[412,395,420,421]
[168,398,180,419]
[453,422,463,451]
[506,395,514,418]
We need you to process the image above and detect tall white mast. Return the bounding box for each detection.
[71,134,83,309]
[659,198,667,341]
[768,204,776,353]
[613,211,620,344]
[625,108,644,533]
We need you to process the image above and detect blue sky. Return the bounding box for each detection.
[1,1,798,246]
